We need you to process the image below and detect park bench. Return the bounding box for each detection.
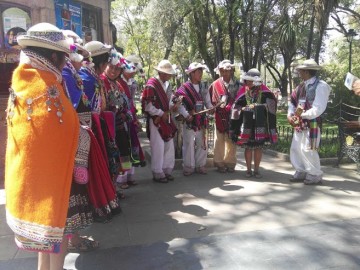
[335,103,360,173]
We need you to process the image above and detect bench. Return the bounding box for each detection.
[335,103,360,173]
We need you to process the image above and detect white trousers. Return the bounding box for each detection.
[182,126,207,172]
[149,119,175,178]
[290,129,322,177]
[213,129,237,169]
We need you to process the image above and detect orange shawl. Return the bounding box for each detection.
[5,63,79,244]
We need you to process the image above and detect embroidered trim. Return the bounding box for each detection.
[6,211,64,244]
[20,49,62,82]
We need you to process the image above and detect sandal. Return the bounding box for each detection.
[165,174,175,181]
[119,183,129,189]
[127,180,138,186]
[245,170,252,177]
[183,171,193,176]
[68,236,99,252]
[217,167,227,173]
[253,171,262,179]
[117,191,125,199]
[227,168,235,173]
[153,177,168,183]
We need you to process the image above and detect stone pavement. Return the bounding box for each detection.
[0,132,360,269]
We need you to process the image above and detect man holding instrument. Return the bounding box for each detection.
[141,60,177,183]
[209,60,238,173]
[173,62,214,176]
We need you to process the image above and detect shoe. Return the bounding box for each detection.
[196,167,207,174]
[253,171,262,179]
[116,191,125,199]
[119,183,129,189]
[165,174,175,181]
[127,180,138,186]
[68,236,100,252]
[245,170,252,177]
[304,179,322,185]
[289,177,304,182]
[153,177,168,183]
[183,171,193,176]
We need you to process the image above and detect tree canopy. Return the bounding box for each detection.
[111,0,360,103]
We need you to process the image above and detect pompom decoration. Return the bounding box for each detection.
[73,166,89,184]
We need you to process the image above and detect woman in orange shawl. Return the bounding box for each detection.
[5,23,79,270]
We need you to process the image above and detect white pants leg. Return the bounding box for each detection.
[290,129,322,177]
[213,129,225,168]
[149,119,166,178]
[182,126,195,172]
[163,138,175,175]
[194,128,207,168]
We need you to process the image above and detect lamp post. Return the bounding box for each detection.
[346,29,357,73]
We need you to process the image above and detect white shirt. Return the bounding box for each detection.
[177,82,214,118]
[287,76,331,120]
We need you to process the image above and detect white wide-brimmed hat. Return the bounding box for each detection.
[125,55,141,64]
[242,68,261,81]
[295,59,322,70]
[62,30,89,62]
[218,59,235,70]
[154,59,176,75]
[17,23,73,53]
[185,62,207,74]
[84,41,111,57]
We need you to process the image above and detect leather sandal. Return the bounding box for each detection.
[165,174,175,181]
[153,177,168,183]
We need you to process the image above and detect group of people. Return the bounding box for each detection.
[4,21,332,270]
[142,59,278,181]
[4,22,146,270]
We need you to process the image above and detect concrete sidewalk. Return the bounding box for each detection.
[1,136,359,269]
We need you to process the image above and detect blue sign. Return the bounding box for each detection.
[54,0,82,38]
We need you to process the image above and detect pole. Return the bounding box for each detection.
[349,40,352,73]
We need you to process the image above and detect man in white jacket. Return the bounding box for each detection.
[287,59,331,185]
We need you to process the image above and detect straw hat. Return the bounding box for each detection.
[125,55,141,64]
[185,62,207,74]
[242,68,261,81]
[154,59,176,75]
[84,41,111,57]
[295,59,322,70]
[17,23,73,53]
[218,59,235,70]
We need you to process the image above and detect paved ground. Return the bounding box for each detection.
[0,127,359,269]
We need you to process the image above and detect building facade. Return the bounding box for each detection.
[0,0,113,100]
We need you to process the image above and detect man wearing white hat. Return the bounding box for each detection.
[288,59,331,185]
[173,62,214,176]
[209,60,238,173]
[141,59,177,183]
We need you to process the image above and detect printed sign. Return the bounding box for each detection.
[54,0,82,37]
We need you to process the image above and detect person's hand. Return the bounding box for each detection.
[185,115,193,123]
[171,104,178,112]
[208,108,215,115]
[287,115,299,127]
[161,111,170,122]
[352,79,360,96]
[229,130,238,143]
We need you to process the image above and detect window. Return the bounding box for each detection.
[81,4,102,43]
[1,5,31,50]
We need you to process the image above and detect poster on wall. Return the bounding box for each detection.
[3,17,27,49]
[54,0,82,38]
